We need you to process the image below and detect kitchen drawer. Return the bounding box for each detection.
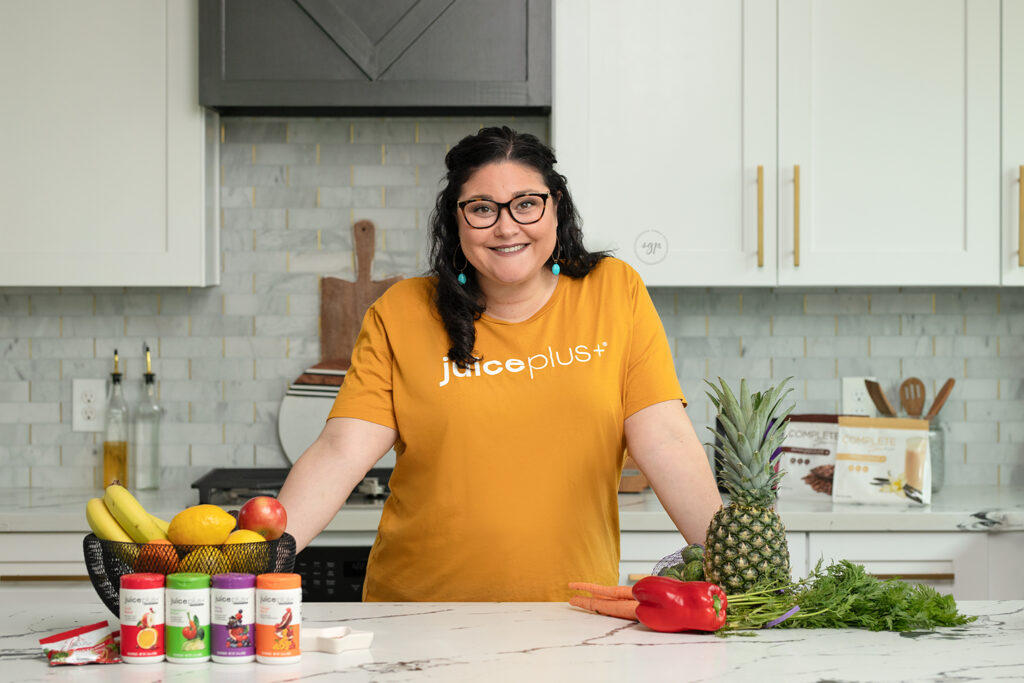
[0,533,88,578]
[807,531,988,600]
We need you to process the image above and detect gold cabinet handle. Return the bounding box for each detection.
[794,165,801,267]
[757,165,764,267]
[1019,165,1023,267]
[627,573,650,583]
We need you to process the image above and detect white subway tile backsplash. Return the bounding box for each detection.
[0,114,1020,488]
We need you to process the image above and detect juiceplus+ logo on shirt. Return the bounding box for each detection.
[438,341,610,387]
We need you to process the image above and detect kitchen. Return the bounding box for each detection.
[2,0,1024,678]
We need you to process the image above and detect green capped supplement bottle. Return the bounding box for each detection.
[165,573,211,663]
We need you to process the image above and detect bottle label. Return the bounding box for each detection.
[165,590,210,659]
[256,589,301,658]
[120,589,164,658]
[212,589,255,656]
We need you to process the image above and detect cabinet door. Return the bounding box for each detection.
[777,0,1000,286]
[0,0,217,287]
[1004,1,1024,285]
[554,0,777,286]
[200,0,550,110]
[807,531,989,600]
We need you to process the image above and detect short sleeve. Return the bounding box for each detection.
[327,305,399,430]
[622,270,686,417]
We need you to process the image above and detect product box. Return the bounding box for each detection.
[832,416,931,506]
[778,414,839,501]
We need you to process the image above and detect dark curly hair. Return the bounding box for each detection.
[427,126,608,368]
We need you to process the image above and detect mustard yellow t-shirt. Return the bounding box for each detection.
[328,257,684,601]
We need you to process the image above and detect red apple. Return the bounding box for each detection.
[237,496,287,541]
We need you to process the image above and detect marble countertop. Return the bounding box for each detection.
[1,485,1022,534]
[1,585,1021,682]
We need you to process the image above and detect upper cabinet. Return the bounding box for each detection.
[199,0,551,112]
[0,0,218,288]
[1004,1,1024,285]
[555,0,1011,287]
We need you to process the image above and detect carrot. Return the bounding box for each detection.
[568,582,635,600]
[569,595,639,621]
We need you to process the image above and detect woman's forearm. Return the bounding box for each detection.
[625,400,723,546]
[277,417,396,551]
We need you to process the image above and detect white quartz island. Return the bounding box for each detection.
[1,585,1021,682]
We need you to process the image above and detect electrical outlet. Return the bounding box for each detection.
[72,379,107,432]
[842,376,877,416]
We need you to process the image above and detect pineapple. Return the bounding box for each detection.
[703,377,795,594]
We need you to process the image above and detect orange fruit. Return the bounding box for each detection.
[136,627,158,649]
[135,538,179,574]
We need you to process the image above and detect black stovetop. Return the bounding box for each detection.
[191,467,391,506]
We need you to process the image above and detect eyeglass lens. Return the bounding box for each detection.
[462,195,546,228]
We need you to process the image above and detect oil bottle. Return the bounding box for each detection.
[102,349,130,487]
[130,344,162,490]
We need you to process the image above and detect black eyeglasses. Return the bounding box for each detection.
[457,193,550,229]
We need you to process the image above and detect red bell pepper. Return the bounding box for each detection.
[631,577,728,632]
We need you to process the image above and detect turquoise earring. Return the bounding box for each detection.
[551,241,562,276]
[454,246,468,285]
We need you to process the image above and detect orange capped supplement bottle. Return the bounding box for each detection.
[255,573,301,664]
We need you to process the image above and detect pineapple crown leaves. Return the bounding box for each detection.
[705,377,796,504]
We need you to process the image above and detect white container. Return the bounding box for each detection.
[211,573,256,664]
[256,573,302,664]
[119,573,165,663]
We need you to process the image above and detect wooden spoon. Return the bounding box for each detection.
[924,378,955,421]
[899,377,926,417]
[865,380,897,417]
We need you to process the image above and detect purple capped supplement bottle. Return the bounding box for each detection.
[211,573,256,663]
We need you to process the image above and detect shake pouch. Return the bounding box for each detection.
[833,416,931,506]
[778,414,838,500]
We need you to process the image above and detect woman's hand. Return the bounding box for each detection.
[624,400,722,545]
[277,417,396,552]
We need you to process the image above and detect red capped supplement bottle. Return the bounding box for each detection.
[255,573,301,664]
[120,573,165,662]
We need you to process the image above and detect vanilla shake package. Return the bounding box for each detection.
[832,416,931,506]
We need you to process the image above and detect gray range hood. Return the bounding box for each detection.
[199,0,551,114]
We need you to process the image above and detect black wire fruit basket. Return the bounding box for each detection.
[84,533,296,616]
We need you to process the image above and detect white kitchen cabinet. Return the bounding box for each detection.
[0,0,219,287]
[806,531,989,601]
[554,0,777,287]
[987,532,1024,599]
[777,0,1000,286]
[619,531,808,586]
[0,533,88,579]
[1003,1,1024,285]
[554,0,1003,287]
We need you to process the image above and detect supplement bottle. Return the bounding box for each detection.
[256,573,302,664]
[165,573,211,663]
[120,573,165,663]
[211,573,256,663]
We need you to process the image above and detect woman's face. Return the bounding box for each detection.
[456,161,557,295]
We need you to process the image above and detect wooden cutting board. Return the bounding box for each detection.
[317,220,403,369]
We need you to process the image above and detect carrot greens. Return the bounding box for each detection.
[720,559,977,634]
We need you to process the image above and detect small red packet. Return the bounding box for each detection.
[39,620,121,666]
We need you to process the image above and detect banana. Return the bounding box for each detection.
[102,484,168,543]
[86,497,134,543]
[149,513,170,535]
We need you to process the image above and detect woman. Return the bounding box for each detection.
[278,126,721,601]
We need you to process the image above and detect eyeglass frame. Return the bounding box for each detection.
[456,193,551,229]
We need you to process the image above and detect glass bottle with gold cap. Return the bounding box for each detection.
[102,349,130,487]
[131,344,162,490]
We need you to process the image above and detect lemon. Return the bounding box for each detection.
[223,529,270,573]
[179,548,230,575]
[167,505,236,545]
